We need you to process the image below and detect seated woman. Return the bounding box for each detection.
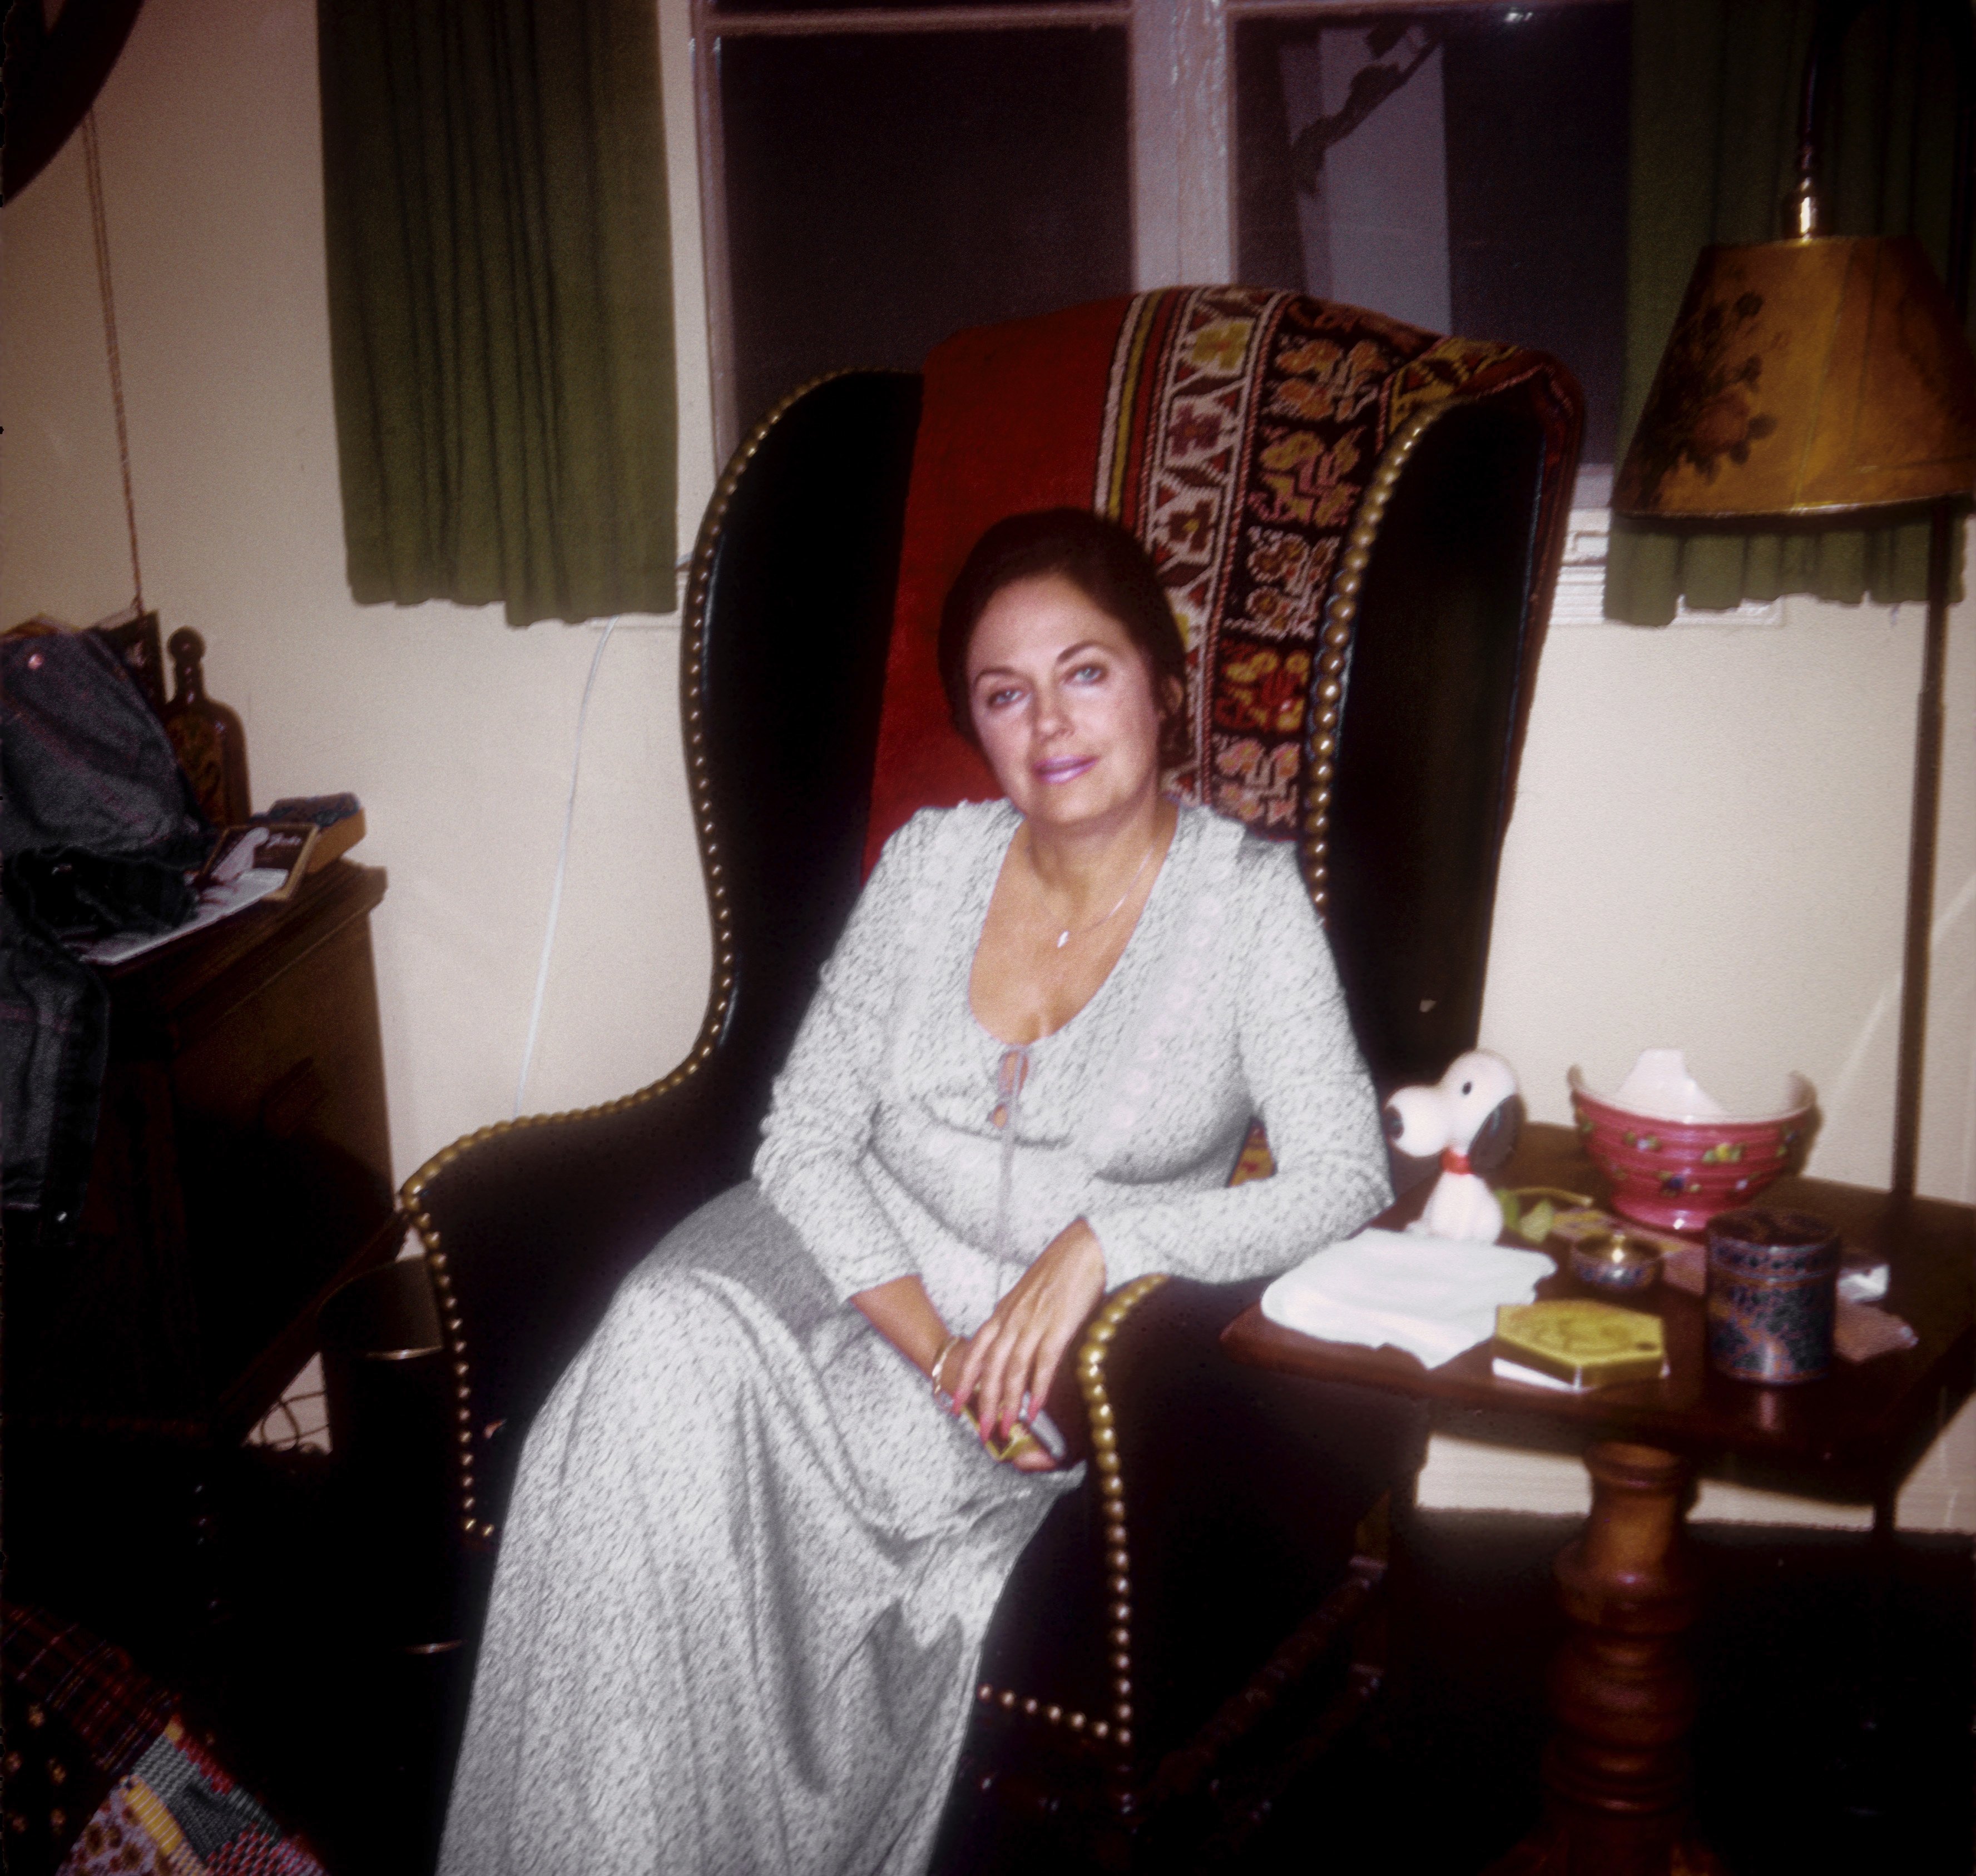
[438,508,1393,1875]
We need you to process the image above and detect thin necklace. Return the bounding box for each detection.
[1030,828,1159,950]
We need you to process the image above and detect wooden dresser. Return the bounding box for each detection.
[5,859,398,1441]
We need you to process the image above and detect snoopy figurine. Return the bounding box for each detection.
[1382,1050,1524,1243]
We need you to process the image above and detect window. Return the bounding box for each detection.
[692,0,1630,557]
[712,22,1133,443]
[1233,7,1628,464]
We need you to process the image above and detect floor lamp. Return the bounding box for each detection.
[1612,13,1976,1199]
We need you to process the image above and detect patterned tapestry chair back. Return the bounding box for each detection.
[858,288,1581,1090]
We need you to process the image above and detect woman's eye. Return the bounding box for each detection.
[1067,662,1107,684]
[982,684,1023,709]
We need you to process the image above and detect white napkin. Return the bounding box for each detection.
[1838,1260,1889,1303]
[1261,1228,1557,1368]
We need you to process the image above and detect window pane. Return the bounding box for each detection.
[719,28,1132,436]
[1236,6,1630,464]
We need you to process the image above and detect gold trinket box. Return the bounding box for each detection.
[1494,1300,1667,1388]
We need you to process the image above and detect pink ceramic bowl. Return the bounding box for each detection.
[1567,1067,1815,1234]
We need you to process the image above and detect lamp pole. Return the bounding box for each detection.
[1890,2,1973,1198]
[1891,502,1960,1198]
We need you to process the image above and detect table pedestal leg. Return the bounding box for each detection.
[1488,1440,1726,1876]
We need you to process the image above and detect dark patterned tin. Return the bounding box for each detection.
[1705,1208,1840,1384]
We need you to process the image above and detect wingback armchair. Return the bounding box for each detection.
[388,287,1581,1858]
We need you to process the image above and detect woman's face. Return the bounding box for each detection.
[965,573,1169,832]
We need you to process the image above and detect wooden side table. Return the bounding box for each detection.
[1222,1124,1975,1875]
[4,860,400,1441]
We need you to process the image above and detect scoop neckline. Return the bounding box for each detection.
[964,803,1187,1051]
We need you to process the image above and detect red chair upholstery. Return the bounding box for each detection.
[866,289,1576,866]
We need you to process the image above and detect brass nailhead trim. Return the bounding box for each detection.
[977,1683,1094,1735]
[967,1274,1167,1761]
[1299,400,1473,916]
[1076,1273,1166,1756]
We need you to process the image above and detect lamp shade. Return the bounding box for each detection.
[1614,234,1976,520]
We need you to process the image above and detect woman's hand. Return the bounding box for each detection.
[949,1219,1106,1467]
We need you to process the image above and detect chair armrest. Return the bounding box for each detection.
[1082,1275,1429,1769]
[402,1060,756,1538]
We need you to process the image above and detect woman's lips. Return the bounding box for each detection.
[1033,755,1098,785]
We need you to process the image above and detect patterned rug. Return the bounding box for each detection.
[3,1602,327,1876]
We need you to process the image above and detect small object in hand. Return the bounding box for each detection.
[1569,1229,1662,1293]
[962,1406,1065,1465]
[1493,1299,1667,1388]
[1705,1208,1839,1385]
[1023,1408,1068,1462]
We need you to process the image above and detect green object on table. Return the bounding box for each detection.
[1495,1299,1667,1389]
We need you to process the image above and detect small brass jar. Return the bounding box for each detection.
[1569,1229,1662,1293]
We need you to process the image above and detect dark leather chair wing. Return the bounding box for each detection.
[402,371,922,1530]
[1328,396,1551,1088]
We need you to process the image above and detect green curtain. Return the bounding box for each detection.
[1606,0,1968,627]
[319,0,676,627]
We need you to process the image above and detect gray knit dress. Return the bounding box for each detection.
[436,801,1390,1875]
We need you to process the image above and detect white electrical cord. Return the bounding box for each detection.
[514,617,621,1116]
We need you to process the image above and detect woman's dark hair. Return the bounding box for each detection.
[937,508,1190,764]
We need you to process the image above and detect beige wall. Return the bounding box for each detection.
[1485,598,1975,1200]
[4,0,1970,1522]
[2,0,720,1175]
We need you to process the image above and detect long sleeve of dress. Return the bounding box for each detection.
[754,813,934,1304]
[1082,842,1392,1289]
